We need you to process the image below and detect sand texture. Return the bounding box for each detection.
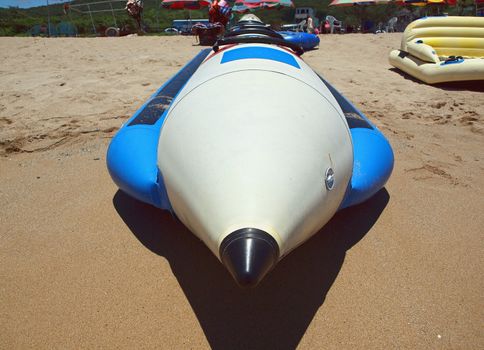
[0,35,483,349]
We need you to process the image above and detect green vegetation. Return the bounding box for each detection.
[0,0,478,36]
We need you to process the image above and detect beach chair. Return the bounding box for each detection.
[375,22,385,34]
[386,17,398,33]
[297,19,307,32]
[325,15,343,34]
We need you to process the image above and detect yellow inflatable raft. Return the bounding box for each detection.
[388,16,484,84]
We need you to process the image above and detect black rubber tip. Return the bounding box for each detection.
[220,228,280,288]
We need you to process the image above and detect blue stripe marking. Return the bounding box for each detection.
[440,58,464,65]
[221,46,300,69]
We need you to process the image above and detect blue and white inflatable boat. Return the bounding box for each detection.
[107,23,394,287]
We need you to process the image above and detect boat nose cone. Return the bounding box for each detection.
[220,228,280,288]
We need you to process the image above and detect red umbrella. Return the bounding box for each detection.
[161,0,212,10]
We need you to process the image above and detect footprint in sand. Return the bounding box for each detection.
[401,111,414,119]
[405,163,463,186]
[436,115,453,125]
[0,117,13,126]
[459,111,480,126]
[430,101,447,109]
[470,125,484,134]
[453,154,463,163]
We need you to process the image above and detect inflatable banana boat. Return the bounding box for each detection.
[107,23,394,287]
[389,16,484,84]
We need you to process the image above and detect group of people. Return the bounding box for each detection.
[124,0,231,37]
[124,0,319,37]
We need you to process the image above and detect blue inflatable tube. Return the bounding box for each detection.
[318,76,394,209]
[278,31,320,50]
[106,49,211,210]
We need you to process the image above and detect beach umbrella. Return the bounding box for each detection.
[329,0,391,6]
[161,0,212,10]
[394,0,427,6]
[232,0,294,13]
[394,0,457,5]
[329,0,393,32]
[393,0,457,18]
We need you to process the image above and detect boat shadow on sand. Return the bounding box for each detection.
[113,188,389,350]
[389,68,484,92]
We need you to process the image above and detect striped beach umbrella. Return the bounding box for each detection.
[426,0,457,4]
[394,0,457,6]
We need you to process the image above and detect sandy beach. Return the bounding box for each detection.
[0,34,483,349]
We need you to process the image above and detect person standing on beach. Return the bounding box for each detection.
[307,15,314,34]
[209,0,231,28]
[125,0,143,33]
